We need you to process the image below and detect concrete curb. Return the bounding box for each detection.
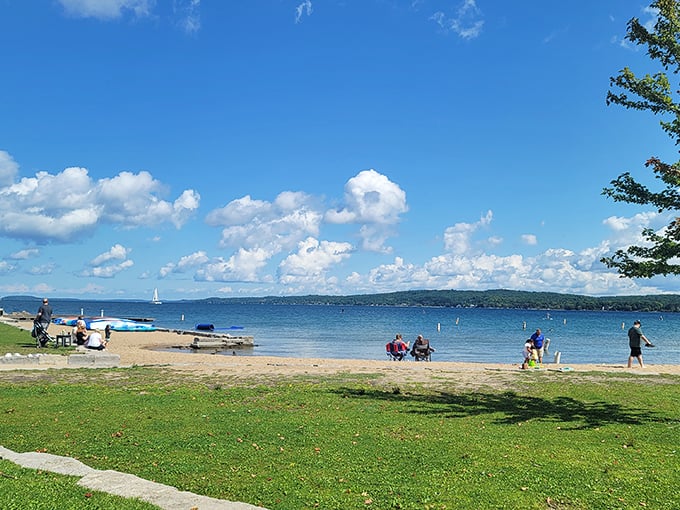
[0,446,267,510]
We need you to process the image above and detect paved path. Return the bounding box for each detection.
[0,446,267,510]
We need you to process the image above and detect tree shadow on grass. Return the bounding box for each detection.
[332,387,667,430]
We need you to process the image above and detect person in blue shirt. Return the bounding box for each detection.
[530,328,545,364]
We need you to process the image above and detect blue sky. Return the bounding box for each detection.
[0,0,677,300]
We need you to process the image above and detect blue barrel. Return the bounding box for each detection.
[195,323,215,331]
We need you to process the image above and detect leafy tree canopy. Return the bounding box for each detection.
[602,0,680,278]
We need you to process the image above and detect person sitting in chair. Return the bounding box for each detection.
[411,334,435,360]
[386,334,409,360]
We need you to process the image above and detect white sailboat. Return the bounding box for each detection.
[151,288,162,305]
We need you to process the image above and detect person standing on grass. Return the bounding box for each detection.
[35,298,53,333]
[627,320,654,368]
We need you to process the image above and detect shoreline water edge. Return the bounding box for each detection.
[2,315,680,377]
[2,297,680,366]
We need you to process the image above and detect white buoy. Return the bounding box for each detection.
[554,351,561,364]
[181,314,185,321]
[455,317,460,325]
[80,308,84,316]
[437,322,441,332]
[100,309,104,317]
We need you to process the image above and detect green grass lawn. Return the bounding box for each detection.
[0,322,679,509]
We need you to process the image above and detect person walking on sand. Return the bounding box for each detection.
[627,320,654,368]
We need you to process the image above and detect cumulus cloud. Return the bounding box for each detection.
[0,165,199,243]
[0,151,19,187]
[601,211,672,262]
[195,248,273,283]
[90,244,130,265]
[57,0,153,19]
[206,191,322,255]
[81,244,134,278]
[325,169,407,252]
[278,237,353,283]
[295,0,312,23]
[332,206,670,297]
[430,0,484,39]
[443,210,492,255]
[83,259,134,278]
[346,244,640,296]
[159,250,209,277]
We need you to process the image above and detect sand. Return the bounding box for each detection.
[3,318,680,387]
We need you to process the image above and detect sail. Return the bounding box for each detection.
[151,288,162,305]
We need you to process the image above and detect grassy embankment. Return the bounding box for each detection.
[0,322,679,509]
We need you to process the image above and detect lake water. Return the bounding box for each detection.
[2,297,679,365]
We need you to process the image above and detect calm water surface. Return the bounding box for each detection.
[2,298,679,365]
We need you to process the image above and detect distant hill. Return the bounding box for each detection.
[193,289,680,312]
[5,289,680,312]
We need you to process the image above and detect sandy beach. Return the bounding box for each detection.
[3,318,680,387]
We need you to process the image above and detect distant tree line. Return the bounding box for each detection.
[196,289,680,312]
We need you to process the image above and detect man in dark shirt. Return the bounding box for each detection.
[627,320,653,368]
[35,298,53,332]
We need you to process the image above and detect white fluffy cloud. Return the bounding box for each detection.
[195,248,273,283]
[90,244,130,265]
[84,259,134,278]
[81,244,134,278]
[278,237,353,283]
[0,151,19,187]
[206,191,322,255]
[159,250,209,278]
[0,166,200,243]
[325,169,408,251]
[443,210,492,255]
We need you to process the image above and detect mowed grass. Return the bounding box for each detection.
[0,322,679,509]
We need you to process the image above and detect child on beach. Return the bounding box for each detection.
[522,338,533,369]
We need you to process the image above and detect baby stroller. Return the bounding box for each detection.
[32,320,54,348]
